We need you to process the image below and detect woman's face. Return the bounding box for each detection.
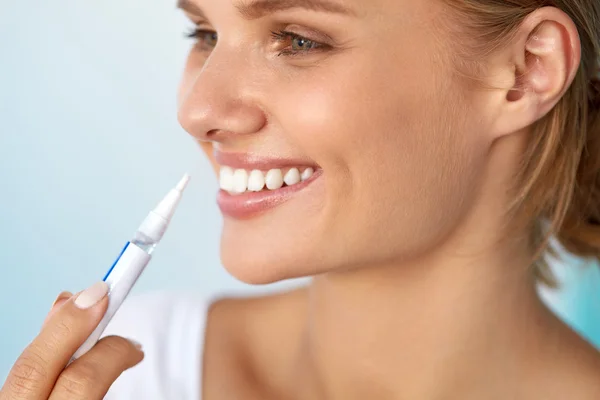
[178,0,496,283]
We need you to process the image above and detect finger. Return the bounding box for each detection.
[49,336,144,400]
[1,282,109,400]
[52,292,74,309]
[41,292,74,329]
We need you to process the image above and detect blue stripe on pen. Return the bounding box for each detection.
[103,242,130,281]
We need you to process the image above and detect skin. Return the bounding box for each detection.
[0,290,143,399]
[2,0,599,399]
[178,0,600,399]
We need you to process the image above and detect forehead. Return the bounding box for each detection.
[178,0,444,21]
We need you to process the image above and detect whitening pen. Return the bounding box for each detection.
[72,174,191,360]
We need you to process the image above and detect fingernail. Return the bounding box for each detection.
[74,282,109,309]
[128,338,143,350]
[52,291,73,308]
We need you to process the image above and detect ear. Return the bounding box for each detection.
[489,7,581,138]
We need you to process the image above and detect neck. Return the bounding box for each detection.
[287,133,558,399]
[294,241,551,400]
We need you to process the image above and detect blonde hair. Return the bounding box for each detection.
[445,0,600,286]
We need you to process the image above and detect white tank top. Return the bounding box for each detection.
[102,292,209,399]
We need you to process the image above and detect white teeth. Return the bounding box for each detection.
[247,170,265,192]
[220,166,316,193]
[219,166,234,191]
[284,168,301,186]
[301,167,314,181]
[265,169,284,190]
[232,169,249,194]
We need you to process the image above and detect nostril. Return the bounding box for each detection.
[205,129,236,142]
[206,129,219,138]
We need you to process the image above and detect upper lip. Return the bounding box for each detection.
[214,150,319,171]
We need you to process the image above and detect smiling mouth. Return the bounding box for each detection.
[214,152,322,219]
[220,166,316,194]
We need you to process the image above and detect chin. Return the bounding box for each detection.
[220,251,286,285]
[216,175,330,284]
[219,241,304,285]
[218,215,327,285]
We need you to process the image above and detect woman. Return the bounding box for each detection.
[2,0,600,398]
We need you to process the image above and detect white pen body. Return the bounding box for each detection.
[72,242,151,360]
[70,173,190,362]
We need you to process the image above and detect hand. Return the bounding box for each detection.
[1,282,144,399]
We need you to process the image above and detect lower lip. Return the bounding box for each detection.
[217,170,322,219]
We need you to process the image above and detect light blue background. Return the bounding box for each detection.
[0,0,598,381]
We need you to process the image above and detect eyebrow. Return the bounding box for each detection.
[177,0,208,19]
[236,0,356,19]
[177,0,355,20]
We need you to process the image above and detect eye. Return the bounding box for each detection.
[270,30,330,56]
[290,36,318,51]
[185,28,218,51]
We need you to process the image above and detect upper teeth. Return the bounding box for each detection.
[220,167,314,194]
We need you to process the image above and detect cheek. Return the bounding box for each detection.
[268,51,486,263]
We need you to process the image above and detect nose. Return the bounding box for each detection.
[178,50,267,143]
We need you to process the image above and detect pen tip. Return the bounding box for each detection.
[176,173,191,192]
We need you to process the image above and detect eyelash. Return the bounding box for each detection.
[185,28,218,50]
[269,30,329,57]
[184,28,329,57]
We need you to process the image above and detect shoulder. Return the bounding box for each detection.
[201,289,308,399]
[557,335,600,398]
[531,318,600,399]
[103,291,211,400]
[203,288,306,348]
